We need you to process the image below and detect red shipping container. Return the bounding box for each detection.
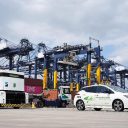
[24,78,43,94]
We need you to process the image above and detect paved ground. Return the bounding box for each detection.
[0,108,128,128]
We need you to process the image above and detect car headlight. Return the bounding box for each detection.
[124,95,128,98]
[75,94,81,98]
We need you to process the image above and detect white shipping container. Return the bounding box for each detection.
[0,91,6,104]
[0,70,24,91]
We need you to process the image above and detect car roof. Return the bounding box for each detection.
[82,84,108,88]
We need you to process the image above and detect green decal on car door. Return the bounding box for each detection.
[84,96,93,103]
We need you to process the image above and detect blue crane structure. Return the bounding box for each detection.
[0,37,127,90]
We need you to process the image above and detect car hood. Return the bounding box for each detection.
[115,92,128,95]
[122,93,128,95]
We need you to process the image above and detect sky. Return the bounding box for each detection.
[0,0,128,66]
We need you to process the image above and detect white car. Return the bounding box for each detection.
[74,84,128,111]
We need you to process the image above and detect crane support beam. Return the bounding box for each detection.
[43,68,48,89]
[54,70,58,89]
[87,64,92,86]
[96,65,101,84]
[76,83,80,91]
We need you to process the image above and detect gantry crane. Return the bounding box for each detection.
[0,37,127,90]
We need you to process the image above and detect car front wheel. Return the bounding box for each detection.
[113,99,124,112]
[76,100,85,111]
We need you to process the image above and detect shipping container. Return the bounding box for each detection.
[24,78,42,94]
[43,89,58,101]
[24,78,43,107]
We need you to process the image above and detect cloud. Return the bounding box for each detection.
[109,46,128,66]
[0,0,128,65]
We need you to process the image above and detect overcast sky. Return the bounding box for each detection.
[0,0,128,66]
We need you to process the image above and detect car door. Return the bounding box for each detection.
[82,86,97,107]
[94,86,113,107]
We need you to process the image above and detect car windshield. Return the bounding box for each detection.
[63,88,70,94]
[108,85,128,93]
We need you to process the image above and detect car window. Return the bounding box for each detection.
[96,86,114,94]
[84,86,97,93]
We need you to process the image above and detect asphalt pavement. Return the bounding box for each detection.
[0,108,128,128]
